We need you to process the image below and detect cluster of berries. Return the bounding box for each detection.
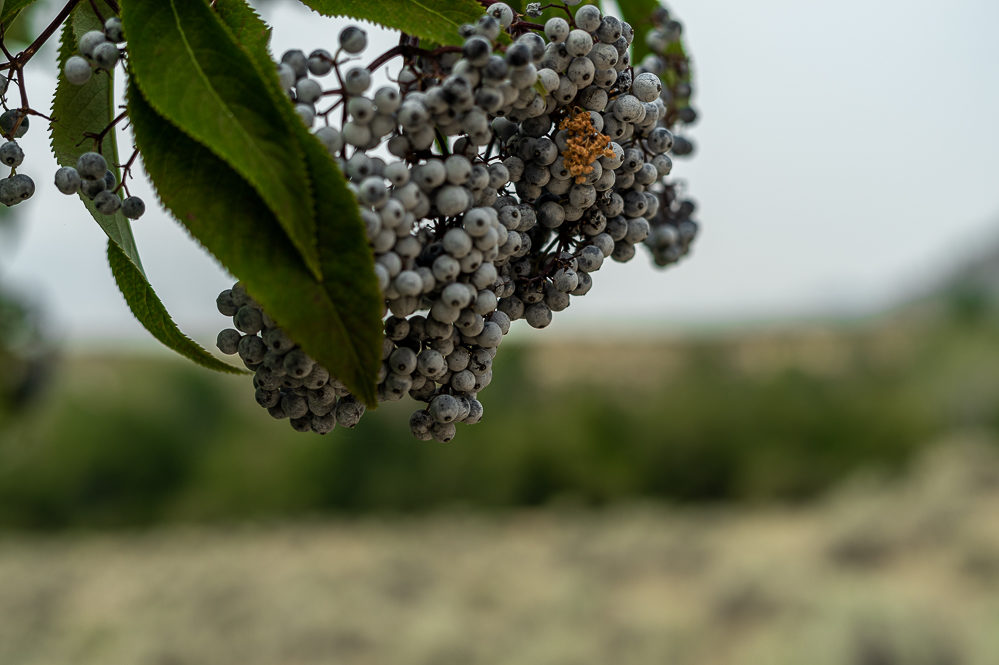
[216,1,700,441]
[62,17,125,85]
[56,17,143,219]
[0,106,33,206]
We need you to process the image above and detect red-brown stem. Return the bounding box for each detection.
[115,147,139,195]
[0,0,82,72]
[77,108,128,152]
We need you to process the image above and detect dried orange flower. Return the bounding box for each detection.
[558,108,616,184]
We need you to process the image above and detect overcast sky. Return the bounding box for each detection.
[1,0,998,349]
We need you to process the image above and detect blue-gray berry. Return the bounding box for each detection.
[216,289,238,316]
[339,26,368,54]
[80,177,106,200]
[0,141,23,167]
[334,396,365,428]
[104,17,124,43]
[233,305,263,334]
[94,190,121,215]
[280,49,308,79]
[307,49,333,76]
[64,55,92,85]
[0,110,28,138]
[237,334,266,364]
[54,166,82,195]
[76,151,107,179]
[92,42,119,70]
[216,328,241,354]
[78,30,107,58]
[121,196,145,219]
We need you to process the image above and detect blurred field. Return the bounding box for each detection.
[1,282,998,662]
[1,437,998,665]
[2,310,998,527]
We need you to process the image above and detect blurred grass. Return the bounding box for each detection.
[0,310,997,528]
[0,436,997,665]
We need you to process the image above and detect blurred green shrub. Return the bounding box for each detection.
[0,318,996,529]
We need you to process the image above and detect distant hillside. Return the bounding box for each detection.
[908,227,999,321]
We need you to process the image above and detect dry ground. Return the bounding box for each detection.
[2,436,999,665]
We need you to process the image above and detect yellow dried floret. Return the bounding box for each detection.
[558,109,616,184]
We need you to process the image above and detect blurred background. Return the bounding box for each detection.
[1,0,999,663]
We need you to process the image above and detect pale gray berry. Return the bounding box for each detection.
[64,55,92,85]
[216,289,238,316]
[410,410,434,437]
[78,30,106,58]
[574,4,602,32]
[295,78,322,104]
[234,305,264,334]
[55,166,81,194]
[281,393,309,419]
[311,413,336,434]
[104,17,124,43]
[254,388,280,409]
[335,396,365,428]
[76,151,107,179]
[93,190,121,215]
[216,329,241,354]
[339,26,368,54]
[429,393,461,423]
[295,104,315,127]
[277,63,296,90]
[0,110,27,138]
[307,49,333,76]
[525,302,553,329]
[430,421,456,443]
[0,141,22,167]
[565,29,593,57]
[280,49,308,79]
[121,196,145,219]
[237,334,266,365]
[343,67,371,95]
[544,17,570,43]
[283,349,315,378]
[488,2,515,28]
[92,42,119,70]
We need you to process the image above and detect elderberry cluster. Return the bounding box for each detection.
[216,1,701,441]
[55,17,144,219]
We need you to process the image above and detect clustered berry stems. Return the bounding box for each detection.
[79,108,129,153]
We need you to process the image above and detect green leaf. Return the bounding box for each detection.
[214,0,383,393]
[121,0,322,280]
[212,0,271,56]
[107,241,243,374]
[128,83,380,405]
[616,0,659,63]
[0,0,35,27]
[617,0,690,68]
[295,0,508,47]
[50,8,241,375]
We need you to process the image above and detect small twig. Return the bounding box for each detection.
[77,108,128,152]
[0,0,83,72]
[115,147,139,195]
